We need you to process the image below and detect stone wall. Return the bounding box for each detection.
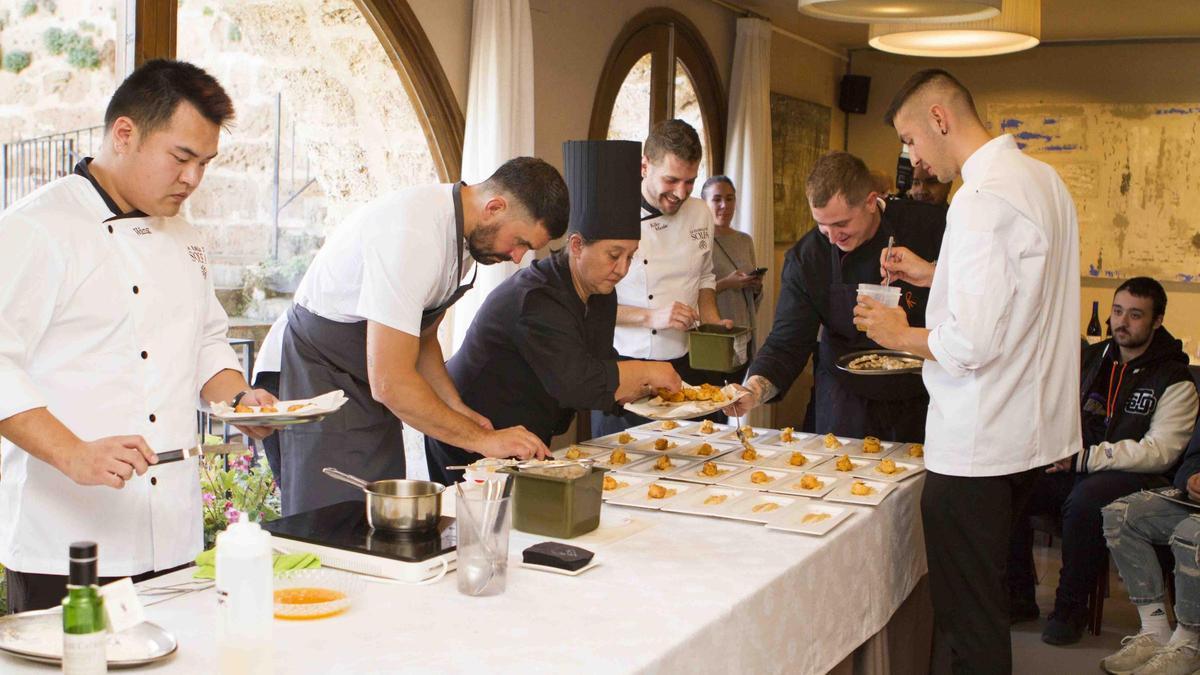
[1,0,441,320]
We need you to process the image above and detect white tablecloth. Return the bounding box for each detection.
[3,479,926,674]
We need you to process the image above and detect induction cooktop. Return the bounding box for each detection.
[263,501,457,582]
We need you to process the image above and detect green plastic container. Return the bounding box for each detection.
[500,465,607,538]
[688,323,752,373]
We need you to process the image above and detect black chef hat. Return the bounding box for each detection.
[562,140,642,241]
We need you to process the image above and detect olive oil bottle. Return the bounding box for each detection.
[62,541,106,674]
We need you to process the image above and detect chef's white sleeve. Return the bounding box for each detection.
[926,192,1031,378]
[195,271,244,396]
[0,217,59,420]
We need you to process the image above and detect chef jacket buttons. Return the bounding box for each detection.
[132,286,139,294]
[150,477,157,486]
[107,225,114,234]
[651,329,658,335]
[648,294,654,300]
[643,259,648,265]
[148,414,156,423]
[140,351,148,360]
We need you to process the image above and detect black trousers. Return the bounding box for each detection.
[922,468,1039,675]
[591,354,734,437]
[1007,470,1166,612]
[6,563,192,614]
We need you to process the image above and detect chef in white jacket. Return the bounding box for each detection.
[0,60,275,613]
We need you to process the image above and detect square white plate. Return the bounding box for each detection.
[809,456,880,477]
[801,434,858,454]
[587,430,653,448]
[600,474,650,502]
[659,485,754,517]
[716,427,781,446]
[838,437,897,460]
[606,479,697,509]
[719,492,801,523]
[719,445,785,467]
[621,454,701,478]
[717,466,802,491]
[629,419,697,436]
[675,421,735,438]
[884,443,926,465]
[668,440,738,460]
[823,478,897,506]
[666,460,750,485]
[762,430,817,449]
[766,502,855,536]
[590,449,653,471]
[763,473,846,498]
[851,459,925,483]
[550,445,606,461]
[760,450,833,472]
[626,435,688,454]
[519,560,601,576]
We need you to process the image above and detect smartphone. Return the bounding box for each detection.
[752,267,768,276]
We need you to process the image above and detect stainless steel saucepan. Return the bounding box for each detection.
[322,467,444,533]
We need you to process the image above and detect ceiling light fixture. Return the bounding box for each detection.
[868,0,1040,57]
[798,0,1000,24]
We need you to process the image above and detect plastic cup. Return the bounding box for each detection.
[455,490,511,597]
[857,284,902,332]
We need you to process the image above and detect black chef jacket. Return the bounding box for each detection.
[425,249,622,484]
[746,198,946,442]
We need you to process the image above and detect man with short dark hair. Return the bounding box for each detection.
[855,68,1081,672]
[257,156,570,515]
[426,141,683,484]
[0,60,276,612]
[909,164,951,205]
[725,151,944,441]
[592,119,731,436]
[1008,277,1197,646]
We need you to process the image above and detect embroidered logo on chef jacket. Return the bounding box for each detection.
[186,244,209,280]
[133,226,151,236]
[1125,389,1157,416]
[689,227,709,250]
[649,221,669,231]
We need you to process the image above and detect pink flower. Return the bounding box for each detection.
[202,492,215,505]
[225,507,239,523]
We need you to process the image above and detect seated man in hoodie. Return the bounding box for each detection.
[1008,277,1198,646]
[1098,424,1200,675]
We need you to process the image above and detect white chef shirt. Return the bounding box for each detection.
[922,134,1082,477]
[613,197,716,360]
[0,166,243,576]
[257,183,473,376]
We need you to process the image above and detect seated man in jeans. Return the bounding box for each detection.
[1099,427,1200,675]
[1008,277,1198,646]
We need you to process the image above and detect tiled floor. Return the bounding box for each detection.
[1012,538,1142,674]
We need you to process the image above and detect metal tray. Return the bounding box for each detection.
[835,349,924,376]
[0,611,177,667]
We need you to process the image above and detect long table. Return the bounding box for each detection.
[4,478,927,674]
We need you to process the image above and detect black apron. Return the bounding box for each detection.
[815,245,928,443]
[278,183,476,515]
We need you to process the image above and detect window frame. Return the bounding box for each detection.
[588,8,727,174]
[131,0,465,182]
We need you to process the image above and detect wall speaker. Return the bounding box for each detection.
[839,75,871,114]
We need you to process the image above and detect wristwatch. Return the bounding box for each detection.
[230,389,252,408]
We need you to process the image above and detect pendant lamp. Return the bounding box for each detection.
[868,0,1040,57]
[798,0,1001,24]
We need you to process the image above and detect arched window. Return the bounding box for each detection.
[169,0,462,297]
[590,8,726,192]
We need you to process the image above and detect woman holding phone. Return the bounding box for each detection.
[703,176,762,382]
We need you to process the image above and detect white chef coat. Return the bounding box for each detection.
[0,165,243,576]
[922,134,1081,477]
[255,183,472,377]
[613,197,716,360]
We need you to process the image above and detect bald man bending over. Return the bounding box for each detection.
[854,70,1081,673]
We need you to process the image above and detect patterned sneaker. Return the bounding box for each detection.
[1103,634,1165,674]
[1132,642,1200,675]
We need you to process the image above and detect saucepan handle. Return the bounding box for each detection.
[322,467,372,490]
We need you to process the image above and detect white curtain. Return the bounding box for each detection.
[724,18,775,427]
[440,0,536,355]
[412,0,535,480]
